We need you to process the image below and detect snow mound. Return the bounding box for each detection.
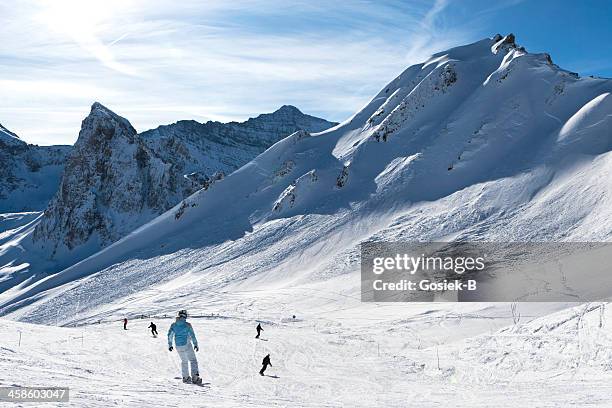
[458,303,612,382]
[557,92,612,155]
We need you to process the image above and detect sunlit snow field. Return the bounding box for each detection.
[2,300,612,407]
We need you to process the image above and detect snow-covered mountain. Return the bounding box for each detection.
[141,104,336,185]
[2,33,612,408]
[0,123,70,212]
[2,34,610,321]
[30,103,335,256]
[0,103,335,295]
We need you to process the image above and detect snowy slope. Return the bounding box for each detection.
[2,302,612,407]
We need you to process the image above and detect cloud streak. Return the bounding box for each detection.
[1,0,477,145]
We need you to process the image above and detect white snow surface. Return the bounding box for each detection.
[2,302,612,407]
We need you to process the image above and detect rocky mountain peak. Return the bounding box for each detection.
[0,122,19,137]
[246,104,333,128]
[274,104,301,115]
[90,101,129,120]
[75,102,137,148]
[0,123,69,211]
[492,33,519,54]
[32,103,196,255]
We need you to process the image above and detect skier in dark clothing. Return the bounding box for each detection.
[123,318,128,330]
[255,323,263,339]
[259,354,272,376]
[148,322,158,337]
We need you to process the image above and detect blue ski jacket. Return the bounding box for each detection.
[168,318,199,348]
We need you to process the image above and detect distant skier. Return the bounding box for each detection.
[168,310,202,384]
[259,354,272,376]
[255,323,263,339]
[123,318,128,330]
[148,322,158,337]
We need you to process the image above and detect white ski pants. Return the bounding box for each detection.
[176,344,199,378]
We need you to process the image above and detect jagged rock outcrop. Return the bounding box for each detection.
[492,33,516,54]
[372,63,458,143]
[32,102,200,253]
[184,170,225,191]
[336,165,349,188]
[0,124,70,212]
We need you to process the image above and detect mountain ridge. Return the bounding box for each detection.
[0,122,71,212]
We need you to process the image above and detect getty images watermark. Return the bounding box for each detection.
[361,242,612,302]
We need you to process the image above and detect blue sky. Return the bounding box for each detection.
[1,0,611,145]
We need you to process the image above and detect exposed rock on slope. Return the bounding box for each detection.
[0,124,70,212]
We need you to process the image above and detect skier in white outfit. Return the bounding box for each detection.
[168,310,202,384]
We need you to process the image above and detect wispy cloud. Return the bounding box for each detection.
[0,0,478,145]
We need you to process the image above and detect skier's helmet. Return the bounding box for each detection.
[178,310,188,318]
